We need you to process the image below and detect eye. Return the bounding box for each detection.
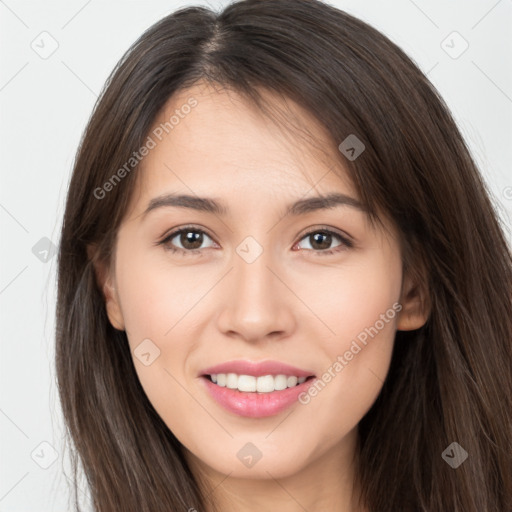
[294,227,353,255]
[158,226,217,255]
[157,225,353,256]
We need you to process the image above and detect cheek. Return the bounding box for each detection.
[114,231,402,452]
[115,244,192,340]
[316,245,402,344]
[299,250,401,428]
[113,244,207,414]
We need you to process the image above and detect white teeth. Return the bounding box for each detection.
[274,374,287,390]
[287,376,298,387]
[256,375,274,392]
[238,375,257,392]
[208,373,310,393]
[226,373,238,389]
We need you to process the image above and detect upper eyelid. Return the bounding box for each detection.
[160,225,353,248]
[298,225,353,242]
[160,225,217,244]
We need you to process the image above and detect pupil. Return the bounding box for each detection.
[182,231,202,249]
[312,232,331,250]
[178,231,332,251]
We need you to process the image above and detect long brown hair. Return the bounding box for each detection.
[55,1,512,510]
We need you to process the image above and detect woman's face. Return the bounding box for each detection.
[98,81,425,483]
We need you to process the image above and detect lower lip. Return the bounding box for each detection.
[200,376,316,418]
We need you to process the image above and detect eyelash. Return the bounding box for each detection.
[157,225,354,257]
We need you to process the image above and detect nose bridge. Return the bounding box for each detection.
[216,234,295,341]
[234,239,274,301]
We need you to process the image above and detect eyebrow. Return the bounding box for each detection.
[142,192,366,219]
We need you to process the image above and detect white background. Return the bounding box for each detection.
[1,0,511,510]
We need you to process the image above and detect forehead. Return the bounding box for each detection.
[130,81,358,215]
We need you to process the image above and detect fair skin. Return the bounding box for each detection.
[91,81,429,512]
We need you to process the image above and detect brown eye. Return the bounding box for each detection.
[176,230,204,250]
[308,232,334,250]
[295,229,353,255]
[159,227,216,255]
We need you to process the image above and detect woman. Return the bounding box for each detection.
[55,0,512,511]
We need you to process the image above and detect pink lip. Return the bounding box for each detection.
[198,359,317,418]
[200,376,316,418]
[199,359,315,378]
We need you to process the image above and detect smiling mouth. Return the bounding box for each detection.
[203,373,316,393]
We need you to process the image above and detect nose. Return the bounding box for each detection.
[216,247,296,343]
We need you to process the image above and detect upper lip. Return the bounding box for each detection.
[200,360,315,378]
